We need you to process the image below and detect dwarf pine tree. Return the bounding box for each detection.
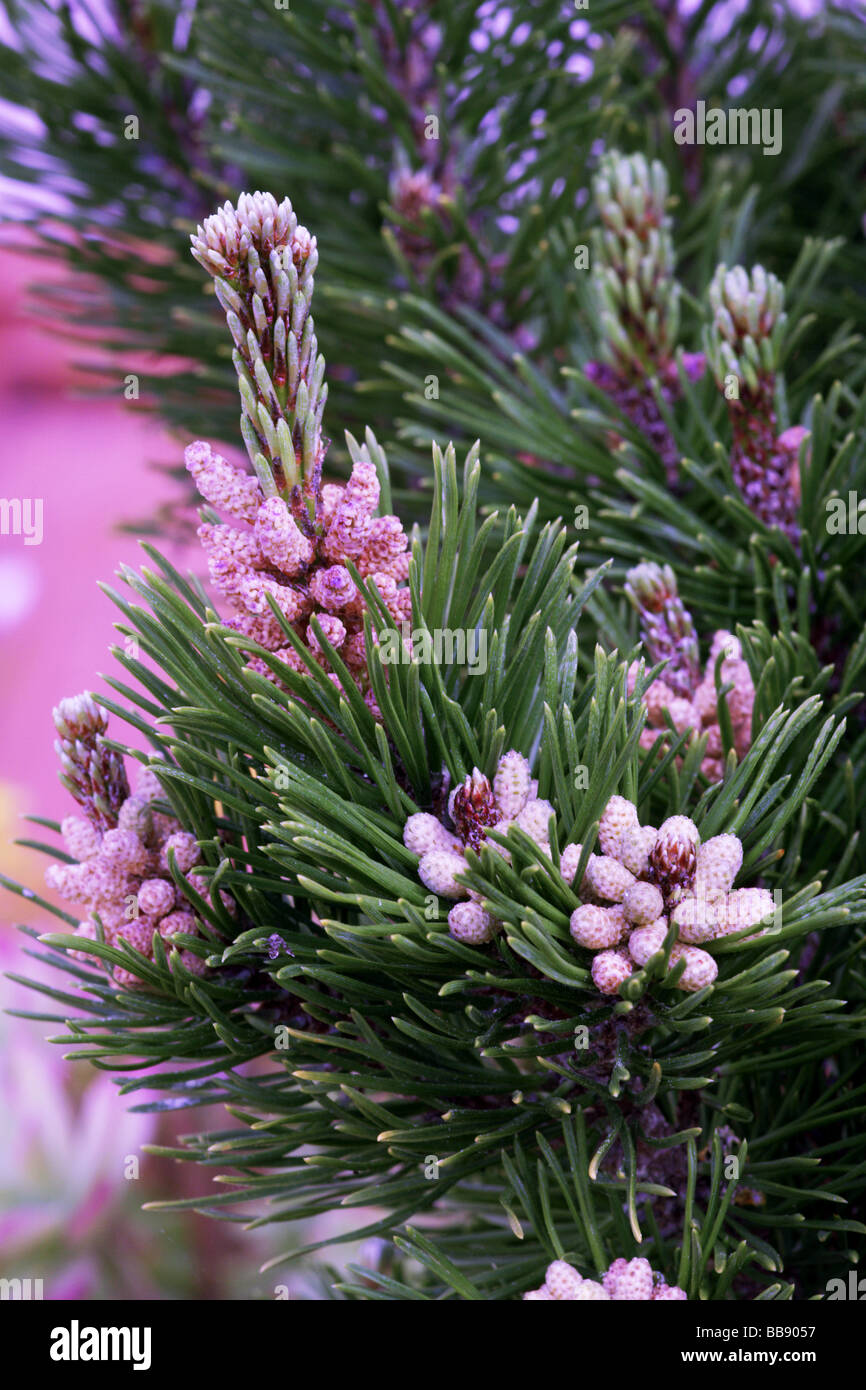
[2,3,866,1301]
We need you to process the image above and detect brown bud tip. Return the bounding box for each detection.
[450,769,498,850]
[625,561,678,614]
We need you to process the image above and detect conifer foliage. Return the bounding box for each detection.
[3,2,866,1302]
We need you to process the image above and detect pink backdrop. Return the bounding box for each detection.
[0,242,193,921]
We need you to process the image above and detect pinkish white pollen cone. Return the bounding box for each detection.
[403,751,548,945]
[525,1256,686,1301]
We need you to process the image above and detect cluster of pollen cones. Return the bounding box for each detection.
[402,755,776,994]
[187,444,411,714]
[630,629,755,781]
[46,762,226,987]
[569,796,774,994]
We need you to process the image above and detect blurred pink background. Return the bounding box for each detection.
[0,239,191,917]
